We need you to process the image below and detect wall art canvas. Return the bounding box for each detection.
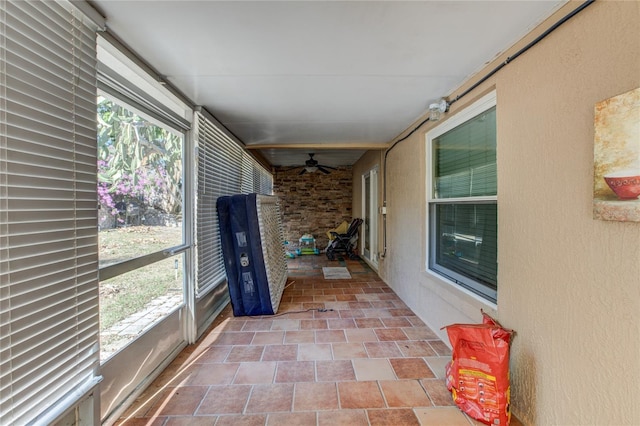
[593,87,640,222]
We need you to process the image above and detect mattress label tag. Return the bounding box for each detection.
[242,272,255,294]
[236,232,247,247]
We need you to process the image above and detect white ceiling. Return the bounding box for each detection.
[91,0,564,167]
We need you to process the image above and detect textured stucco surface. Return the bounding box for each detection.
[360,2,640,424]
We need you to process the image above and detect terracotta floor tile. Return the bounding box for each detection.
[242,320,273,331]
[293,382,339,411]
[300,319,328,330]
[278,302,304,312]
[275,360,315,383]
[339,308,365,318]
[354,293,380,301]
[245,383,294,413]
[313,294,336,302]
[369,301,396,309]
[367,408,420,426]
[226,345,265,362]
[335,294,358,301]
[345,328,378,343]
[381,317,412,328]
[316,359,356,382]
[284,330,315,344]
[262,344,298,361]
[390,358,435,379]
[331,342,368,359]
[374,328,409,341]
[317,410,369,426]
[389,308,414,317]
[354,318,384,328]
[364,308,393,318]
[425,356,451,380]
[398,341,438,357]
[212,332,256,346]
[266,411,317,425]
[406,316,426,326]
[403,326,439,340]
[216,320,246,332]
[214,414,267,426]
[378,293,399,301]
[251,331,284,345]
[413,407,471,425]
[186,362,239,385]
[315,329,347,343]
[233,361,277,384]
[194,346,231,363]
[353,358,396,381]
[271,319,300,331]
[338,381,385,409]
[421,378,456,406]
[196,385,252,415]
[327,318,357,329]
[379,380,432,407]
[364,341,403,358]
[297,343,332,360]
[146,386,208,416]
[348,301,373,310]
[428,340,453,356]
[323,301,351,311]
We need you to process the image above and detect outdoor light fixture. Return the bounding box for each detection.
[428,98,449,121]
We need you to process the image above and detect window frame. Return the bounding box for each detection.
[426,91,497,302]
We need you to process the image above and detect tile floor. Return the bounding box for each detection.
[116,256,520,425]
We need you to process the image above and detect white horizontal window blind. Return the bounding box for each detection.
[0,1,102,424]
[194,111,273,295]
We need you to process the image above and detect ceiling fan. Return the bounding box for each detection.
[286,153,336,175]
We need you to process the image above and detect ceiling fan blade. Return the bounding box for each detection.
[298,168,307,175]
[319,164,337,170]
[317,166,331,174]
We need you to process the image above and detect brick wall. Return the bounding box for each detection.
[273,166,353,251]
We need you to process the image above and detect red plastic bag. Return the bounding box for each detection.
[444,312,515,425]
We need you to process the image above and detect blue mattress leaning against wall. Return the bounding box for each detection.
[216,193,288,316]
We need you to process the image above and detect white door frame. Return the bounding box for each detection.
[361,166,379,269]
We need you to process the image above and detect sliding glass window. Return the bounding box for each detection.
[97,95,185,360]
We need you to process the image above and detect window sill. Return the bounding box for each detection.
[421,269,497,319]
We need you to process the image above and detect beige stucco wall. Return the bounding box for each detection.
[358,2,640,424]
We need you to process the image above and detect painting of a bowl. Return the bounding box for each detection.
[604,169,640,200]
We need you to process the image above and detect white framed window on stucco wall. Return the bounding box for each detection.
[426,91,497,303]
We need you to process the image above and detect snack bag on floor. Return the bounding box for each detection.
[444,311,515,425]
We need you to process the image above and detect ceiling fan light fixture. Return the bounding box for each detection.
[305,166,318,173]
